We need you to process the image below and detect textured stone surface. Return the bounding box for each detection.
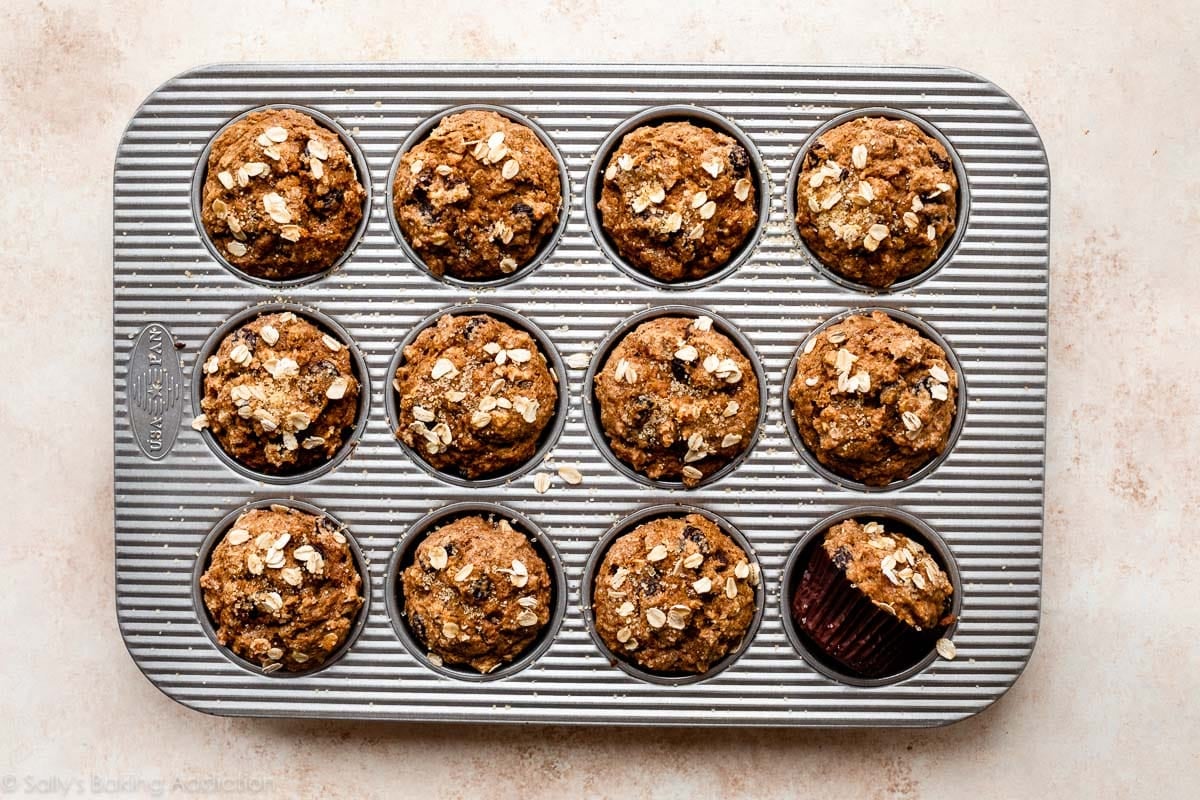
[1,0,1196,797]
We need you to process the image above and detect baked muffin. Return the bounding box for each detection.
[401,515,553,673]
[791,518,955,678]
[593,315,759,487]
[200,505,364,673]
[392,110,562,281]
[195,311,360,475]
[200,108,366,281]
[393,313,558,480]
[788,311,957,486]
[597,121,758,283]
[592,514,757,674]
[795,116,958,288]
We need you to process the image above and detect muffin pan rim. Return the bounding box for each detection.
[581,303,769,491]
[383,301,571,488]
[189,102,374,289]
[777,505,963,688]
[189,300,373,486]
[582,103,772,291]
[781,305,969,493]
[578,503,766,686]
[384,102,574,289]
[383,501,569,682]
[190,497,373,679]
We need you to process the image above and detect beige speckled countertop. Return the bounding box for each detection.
[1,1,1197,797]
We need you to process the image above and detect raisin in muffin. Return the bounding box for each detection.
[592,514,758,674]
[795,116,958,288]
[598,121,758,283]
[788,311,957,486]
[392,110,562,281]
[200,505,364,673]
[195,311,360,475]
[401,515,553,673]
[593,315,759,487]
[200,108,365,281]
[393,313,558,480]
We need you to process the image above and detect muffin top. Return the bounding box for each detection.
[197,311,360,475]
[200,505,364,673]
[592,514,758,674]
[393,313,558,480]
[593,316,759,487]
[392,110,562,281]
[795,116,958,288]
[788,311,957,486]
[200,108,366,281]
[401,515,553,673]
[822,519,954,630]
[598,121,758,283]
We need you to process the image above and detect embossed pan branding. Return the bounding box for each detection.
[126,323,183,459]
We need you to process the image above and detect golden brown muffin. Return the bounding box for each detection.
[593,315,759,487]
[598,121,758,283]
[795,117,958,288]
[593,514,757,674]
[393,313,558,480]
[392,110,562,281]
[196,311,360,475]
[788,311,957,486]
[401,515,553,673]
[200,505,364,673]
[199,108,365,281]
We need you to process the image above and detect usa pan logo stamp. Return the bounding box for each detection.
[127,323,183,460]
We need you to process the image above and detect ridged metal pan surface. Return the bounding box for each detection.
[113,63,1049,727]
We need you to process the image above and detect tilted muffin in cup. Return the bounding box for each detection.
[401,515,553,674]
[201,505,364,673]
[791,518,955,679]
[788,311,957,487]
[593,513,758,674]
[195,311,360,476]
[598,121,758,283]
[392,110,562,281]
[200,108,366,281]
[795,116,958,288]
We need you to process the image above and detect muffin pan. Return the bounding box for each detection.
[114,63,1049,727]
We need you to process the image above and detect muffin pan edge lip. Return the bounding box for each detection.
[189,102,374,289]
[777,505,963,688]
[384,102,573,289]
[383,501,569,683]
[583,103,772,291]
[190,300,373,486]
[582,303,769,491]
[781,305,969,493]
[578,503,766,687]
[784,105,972,295]
[384,301,570,488]
[190,497,373,680]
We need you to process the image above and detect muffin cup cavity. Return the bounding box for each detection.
[191,302,372,485]
[580,504,765,686]
[583,304,767,490]
[385,303,569,488]
[783,306,967,492]
[385,104,572,288]
[786,107,971,294]
[584,105,770,290]
[385,502,567,681]
[779,506,962,687]
[191,498,371,679]
[191,103,373,288]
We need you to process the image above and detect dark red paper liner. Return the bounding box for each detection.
[791,545,940,678]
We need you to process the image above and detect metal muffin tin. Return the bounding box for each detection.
[114,63,1049,727]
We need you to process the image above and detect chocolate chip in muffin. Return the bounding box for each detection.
[200,108,366,281]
